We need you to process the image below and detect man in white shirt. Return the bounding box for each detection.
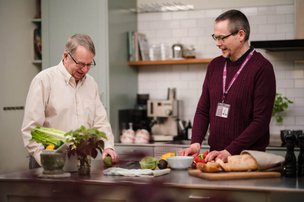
[21,34,118,168]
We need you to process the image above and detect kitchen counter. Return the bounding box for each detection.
[0,160,303,202]
[115,142,291,150]
[115,143,298,159]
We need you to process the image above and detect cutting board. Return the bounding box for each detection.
[188,169,281,180]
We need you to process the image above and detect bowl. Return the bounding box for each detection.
[40,151,65,174]
[167,156,194,170]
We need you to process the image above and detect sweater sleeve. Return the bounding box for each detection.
[191,63,213,145]
[226,57,276,155]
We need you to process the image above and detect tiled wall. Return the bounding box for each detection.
[137,3,304,144]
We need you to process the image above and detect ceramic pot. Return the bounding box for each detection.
[40,151,65,174]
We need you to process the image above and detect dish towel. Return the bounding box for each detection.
[241,150,285,170]
[103,167,171,177]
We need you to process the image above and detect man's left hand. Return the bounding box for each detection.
[102,148,119,163]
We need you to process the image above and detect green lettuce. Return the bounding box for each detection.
[31,126,66,149]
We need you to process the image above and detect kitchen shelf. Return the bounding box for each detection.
[32,59,42,65]
[128,58,212,66]
[31,18,41,23]
[32,16,42,66]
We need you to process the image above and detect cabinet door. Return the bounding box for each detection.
[41,0,138,138]
[116,145,154,161]
[41,0,109,106]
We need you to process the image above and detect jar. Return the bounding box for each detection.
[172,43,183,59]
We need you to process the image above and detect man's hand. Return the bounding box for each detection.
[204,149,231,162]
[179,143,201,156]
[102,148,119,163]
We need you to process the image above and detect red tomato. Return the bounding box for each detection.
[194,151,209,164]
[203,151,209,158]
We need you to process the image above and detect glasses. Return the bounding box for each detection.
[68,52,96,69]
[212,31,238,42]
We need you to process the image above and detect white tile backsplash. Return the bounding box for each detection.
[137,2,304,134]
[240,7,258,16]
[295,80,304,88]
[276,5,294,14]
[296,117,304,126]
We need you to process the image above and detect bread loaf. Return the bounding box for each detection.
[196,154,258,173]
[197,161,223,173]
[216,154,258,172]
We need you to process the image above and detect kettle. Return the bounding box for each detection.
[172,43,183,59]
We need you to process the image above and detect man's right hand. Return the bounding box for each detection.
[179,143,201,156]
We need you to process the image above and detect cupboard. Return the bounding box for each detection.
[41,0,138,137]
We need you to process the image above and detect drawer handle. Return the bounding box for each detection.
[188,195,211,199]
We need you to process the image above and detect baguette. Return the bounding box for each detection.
[196,161,223,173]
[196,154,258,173]
[216,154,258,172]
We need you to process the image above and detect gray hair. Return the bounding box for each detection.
[215,9,250,41]
[65,34,95,55]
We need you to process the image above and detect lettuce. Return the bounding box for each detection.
[31,126,66,149]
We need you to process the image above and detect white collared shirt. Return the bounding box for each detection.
[21,61,114,165]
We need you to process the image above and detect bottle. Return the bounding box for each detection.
[298,131,304,177]
[187,120,192,140]
[283,130,297,177]
[120,122,135,143]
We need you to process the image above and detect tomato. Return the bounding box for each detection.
[203,150,209,158]
[194,151,209,164]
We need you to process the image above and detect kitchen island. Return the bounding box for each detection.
[0,160,303,202]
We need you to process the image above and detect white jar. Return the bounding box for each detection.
[135,129,150,144]
[120,123,135,143]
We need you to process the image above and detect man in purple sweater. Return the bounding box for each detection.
[180,10,276,162]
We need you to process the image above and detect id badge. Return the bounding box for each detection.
[216,102,230,118]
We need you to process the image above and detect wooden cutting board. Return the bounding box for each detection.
[188,169,281,180]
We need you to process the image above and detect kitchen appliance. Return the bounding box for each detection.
[118,94,152,137]
[251,0,304,51]
[119,109,151,132]
[147,88,179,141]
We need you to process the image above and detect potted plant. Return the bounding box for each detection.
[64,125,107,176]
[272,93,293,124]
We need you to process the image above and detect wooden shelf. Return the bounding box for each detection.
[128,58,212,66]
[32,60,42,65]
[31,18,41,23]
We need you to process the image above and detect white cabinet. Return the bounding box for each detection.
[41,0,138,138]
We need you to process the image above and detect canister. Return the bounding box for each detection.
[172,43,183,59]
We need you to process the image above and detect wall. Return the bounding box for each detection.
[0,0,39,173]
[137,0,304,145]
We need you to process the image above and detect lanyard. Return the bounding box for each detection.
[222,49,255,102]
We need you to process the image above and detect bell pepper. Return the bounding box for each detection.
[45,144,55,150]
[161,152,175,160]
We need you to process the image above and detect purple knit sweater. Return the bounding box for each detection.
[191,48,276,155]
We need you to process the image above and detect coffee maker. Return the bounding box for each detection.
[147,88,179,141]
[118,94,151,133]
